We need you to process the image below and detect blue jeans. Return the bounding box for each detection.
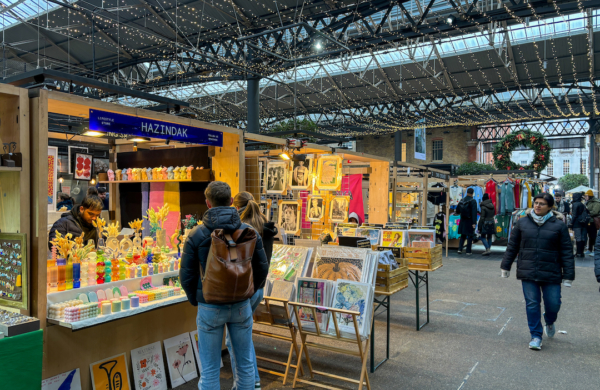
[196,299,254,390]
[228,288,263,388]
[480,234,493,250]
[522,280,562,339]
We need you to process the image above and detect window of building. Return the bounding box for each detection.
[547,162,553,176]
[581,158,587,175]
[432,140,443,161]
[563,160,570,175]
[401,142,406,162]
[521,160,527,166]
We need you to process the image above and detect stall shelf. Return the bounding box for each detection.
[27,89,244,389]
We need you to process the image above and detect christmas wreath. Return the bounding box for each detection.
[492,129,550,172]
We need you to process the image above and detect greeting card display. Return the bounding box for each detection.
[131,342,167,390]
[90,353,131,390]
[0,233,27,309]
[163,333,198,387]
[42,369,82,390]
[74,153,93,180]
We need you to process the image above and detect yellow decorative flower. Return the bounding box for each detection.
[496,226,502,233]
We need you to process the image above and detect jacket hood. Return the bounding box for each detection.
[481,199,494,209]
[525,208,564,222]
[587,197,600,203]
[263,222,278,239]
[348,212,361,224]
[202,207,242,231]
[573,193,583,202]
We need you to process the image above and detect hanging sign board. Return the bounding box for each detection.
[89,109,223,147]
[414,119,426,161]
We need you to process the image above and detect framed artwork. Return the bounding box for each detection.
[290,155,313,190]
[356,228,381,246]
[48,146,58,212]
[329,196,350,223]
[260,199,272,222]
[316,155,342,191]
[278,199,302,236]
[407,229,436,248]
[90,353,131,390]
[131,342,167,390]
[163,333,198,387]
[94,158,110,175]
[306,195,325,222]
[42,368,82,390]
[266,160,289,194]
[0,233,27,309]
[68,146,88,174]
[380,230,405,248]
[74,153,93,181]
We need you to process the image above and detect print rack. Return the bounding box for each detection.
[289,302,372,390]
[252,297,304,385]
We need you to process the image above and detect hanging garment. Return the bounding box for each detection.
[514,180,521,209]
[485,180,497,214]
[522,182,532,208]
[449,186,463,209]
[448,214,461,239]
[434,212,446,239]
[500,181,516,215]
[467,185,484,213]
[494,214,512,239]
[427,183,446,205]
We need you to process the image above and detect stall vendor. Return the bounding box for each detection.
[48,195,103,249]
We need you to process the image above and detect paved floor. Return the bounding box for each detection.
[178,245,600,390]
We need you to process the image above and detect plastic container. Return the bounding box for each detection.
[56,258,67,291]
[47,260,58,293]
[73,263,81,289]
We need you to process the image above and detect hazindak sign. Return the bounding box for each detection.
[88,109,223,147]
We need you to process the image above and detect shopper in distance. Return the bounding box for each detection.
[478,193,496,256]
[500,193,575,351]
[455,187,477,255]
[180,181,269,390]
[584,190,600,257]
[570,192,589,258]
[48,194,103,249]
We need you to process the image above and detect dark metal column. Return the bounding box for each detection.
[590,118,597,189]
[394,130,403,162]
[247,77,261,134]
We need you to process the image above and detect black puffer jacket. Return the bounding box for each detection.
[593,234,600,283]
[570,193,588,229]
[48,207,98,250]
[501,210,575,283]
[262,222,278,261]
[180,207,269,306]
[478,199,495,235]
[457,195,478,235]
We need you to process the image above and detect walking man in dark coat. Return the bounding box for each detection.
[456,187,478,255]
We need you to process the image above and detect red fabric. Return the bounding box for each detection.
[485,180,497,214]
[514,180,521,208]
[341,174,365,224]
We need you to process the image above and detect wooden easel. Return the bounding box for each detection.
[252,297,304,385]
[289,302,371,390]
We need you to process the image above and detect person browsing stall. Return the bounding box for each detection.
[584,190,600,256]
[500,193,574,351]
[570,192,589,258]
[456,187,478,255]
[48,195,103,249]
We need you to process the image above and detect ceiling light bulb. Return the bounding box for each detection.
[543,60,547,69]
[315,41,322,50]
[280,152,291,160]
[83,130,104,137]
[90,178,96,185]
[59,177,64,184]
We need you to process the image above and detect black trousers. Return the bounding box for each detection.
[587,223,598,252]
[459,234,473,253]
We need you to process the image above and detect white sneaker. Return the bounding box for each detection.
[589,252,595,257]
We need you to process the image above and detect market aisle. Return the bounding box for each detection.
[178,252,600,390]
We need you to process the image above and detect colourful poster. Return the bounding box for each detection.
[380,230,405,247]
[42,368,82,390]
[131,342,167,390]
[90,353,131,390]
[163,333,198,387]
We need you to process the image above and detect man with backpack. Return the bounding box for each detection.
[180,181,269,390]
[456,187,478,255]
[569,192,588,258]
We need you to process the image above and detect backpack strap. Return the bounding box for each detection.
[224,233,238,261]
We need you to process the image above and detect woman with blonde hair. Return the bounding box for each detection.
[229,191,278,390]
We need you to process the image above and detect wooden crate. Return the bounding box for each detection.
[375,264,409,293]
[403,245,443,271]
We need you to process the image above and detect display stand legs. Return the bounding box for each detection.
[409,270,430,331]
[369,295,390,373]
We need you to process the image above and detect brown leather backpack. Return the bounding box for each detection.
[200,227,257,304]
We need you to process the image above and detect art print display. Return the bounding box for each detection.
[48,146,58,212]
[94,158,110,175]
[90,353,131,390]
[68,146,88,174]
[336,227,356,237]
[131,342,167,390]
[290,156,313,189]
[296,277,334,332]
[0,233,27,309]
[74,153,93,181]
[316,155,342,191]
[266,160,289,194]
[163,333,198,387]
[356,228,381,246]
[328,280,373,339]
[268,245,311,283]
[329,196,349,223]
[306,195,325,222]
[380,230,405,248]
[278,200,302,235]
[268,280,296,305]
[414,120,426,160]
[42,369,82,390]
[260,199,272,222]
[407,230,436,248]
[313,246,369,282]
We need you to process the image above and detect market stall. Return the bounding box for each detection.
[26,89,244,389]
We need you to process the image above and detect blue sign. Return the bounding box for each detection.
[89,109,223,147]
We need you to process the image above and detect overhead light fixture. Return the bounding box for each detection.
[133,142,138,152]
[127,136,151,142]
[543,60,548,69]
[315,41,322,50]
[447,15,456,25]
[83,130,105,137]
[279,151,291,160]
[90,178,96,185]
[58,177,64,184]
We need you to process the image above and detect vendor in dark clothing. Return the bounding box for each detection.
[48,195,103,249]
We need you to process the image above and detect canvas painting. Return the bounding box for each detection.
[42,368,82,390]
[268,245,311,283]
[306,195,325,222]
[90,353,131,390]
[316,155,342,191]
[329,280,372,338]
[329,196,349,223]
[407,230,436,248]
[356,228,381,246]
[290,156,313,189]
[163,333,198,387]
[278,200,302,235]
[131,342,167,390]
[74,153,93,181]
[380,230,405,248]
[314,246,369,282]
[266,160,289,194]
